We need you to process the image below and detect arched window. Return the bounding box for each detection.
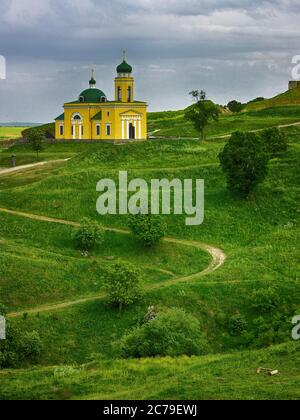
[127,87,131,102]
[72,113,83,121]
[118,87,122,102]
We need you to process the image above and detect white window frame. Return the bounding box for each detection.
[106,124,111,136]
[59,124,64,136]
[96,124,101,136]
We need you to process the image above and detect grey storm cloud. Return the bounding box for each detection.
[0,0,299,122]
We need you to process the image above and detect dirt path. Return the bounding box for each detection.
[0,207,226,318]
[0,159,70,176]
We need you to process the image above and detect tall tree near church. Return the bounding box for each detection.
[28,129,44,160]
[185,90,220,141]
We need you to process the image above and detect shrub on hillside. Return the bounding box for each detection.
[219,131,270,197]
[261,128,288,158]
[0,324,43,368]
[104,261,143,312]
[251,288,280,314]
[228,314,248,336]
[28,129,44,159]
[128,213,166,247]
[120,308,210,358]
[0,304,7,317]
[227,100,244,113]
[74,218,104,252]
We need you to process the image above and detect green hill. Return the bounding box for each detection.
[245,87,300,111]
[0,125,299,400]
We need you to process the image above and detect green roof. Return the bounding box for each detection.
[79,88,107,103]
[55,113,64,121]
[117,60,133,74]
[92,111,102,120]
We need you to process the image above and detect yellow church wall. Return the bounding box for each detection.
[55,56,148,141]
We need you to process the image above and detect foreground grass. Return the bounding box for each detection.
[0,341,299,400]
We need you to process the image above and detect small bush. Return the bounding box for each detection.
[229,314,248,336]
[261,128,288,158]
[128,213,166,247]
[251,288,280,314]
[0,303,7,316]
[120,308,209,358]
[219,131,270,197]
[104,261,143,312]
[0,326,43,368]
[74,218,104,251]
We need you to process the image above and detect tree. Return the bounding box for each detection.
[185,90,220,141]
[120,308,209,358]
[261,128,288,158]
[219,131,270,198]
[227,100,244,113]
[104,261,143,312]
[28,128,44,160]
[128,213,166,247]
[74,218,105,252]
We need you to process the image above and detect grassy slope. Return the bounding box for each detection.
[148,106,300,138]
[0,125,299,399]
[0,341,299,400]
[244,87,300,111]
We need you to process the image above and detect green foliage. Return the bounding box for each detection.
[261,128,288,158]
[219,131,270,197]
[228,100,244,113]
[22,123,55,140]
[185,98,220,141]
[120,308,209,358]
[251,288,280,314]
[0,323,42,368]
[229,314,248,336]
[104,261,143,311]
[27,128,44,159]
[0,304,7,317]
[128,213,167,247]
[74,218,104,251]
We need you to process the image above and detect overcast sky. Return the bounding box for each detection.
[0,0,299,122]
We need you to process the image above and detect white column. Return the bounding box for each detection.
[72,124,75,140]
[126,120,129,140]
[138,119,142,139]
[122,119,125,139]
[133,120,137,141]
[79,123,82,140]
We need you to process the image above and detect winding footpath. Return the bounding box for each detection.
[0,159,70,176]
[0,207,227,319]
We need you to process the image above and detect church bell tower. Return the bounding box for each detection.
[115,50,134,103]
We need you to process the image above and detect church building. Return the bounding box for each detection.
[55,53,147,141]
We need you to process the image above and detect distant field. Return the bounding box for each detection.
[0,126,27,141]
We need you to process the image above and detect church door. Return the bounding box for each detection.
[129,123,135,140]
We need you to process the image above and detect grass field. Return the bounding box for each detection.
[148,105,300,138]
[0,126,28,142]
[0,116,299,399]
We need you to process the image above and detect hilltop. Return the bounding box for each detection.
[244,86,300,111]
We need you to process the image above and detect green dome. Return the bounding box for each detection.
[117,60,133,74]
[89,77,96,86]
[79,88,106,103]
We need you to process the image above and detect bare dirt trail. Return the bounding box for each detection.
[0,159,70,176]
[0,207,227,318]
